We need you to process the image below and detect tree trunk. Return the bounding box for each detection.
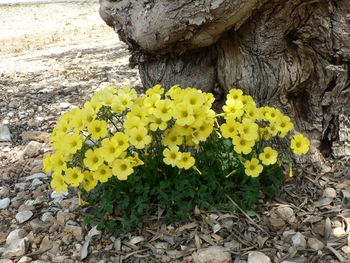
[99,0,350,167]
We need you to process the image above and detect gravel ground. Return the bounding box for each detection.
[1,2,350,263]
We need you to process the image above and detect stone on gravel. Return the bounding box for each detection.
[57,212,74,226]
[6,229,27,245]
[2,238,28,258]
[17,256,32,263]
[25,173,47,181]
[41,212,54,222]
[0,187,10,198]
[275,206,296,224]
[307,237,324,250]
[29,219,52,233]
[15,211,33,224]
[31,178,43,187]
[65,224,83,241]
[20,141,42,158]
[0,123,11,142]
[50,191,69,199]
[247,251,271,263]
[194,246,231,263]
[291,232,306,248]
[322,187,337,198]
[21,131,50,143]
[0,198,10,209]
[0,259,13,263]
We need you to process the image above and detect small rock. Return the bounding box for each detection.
[65,224,83,241]
[21,131,50,143]
[276,206,296,224]
[194,246,231,263]
[341,246,350,254]
[15,211,33,224]
[307,237,324,250]
[0,259,13,263]
[0,187,10,198]
[0,123,11,142]
[14,183,28,191]
[247,251,271,263]
[323,188,337,198]
[31,179,43,187]
[21,141,42,158]
[332,227,347,237]
[50,191,69,199]
[18,256,32,263]
[291,232,306,249]
[29,219,52,233]
[41,212,54,222]
[6,229,27,245]
[0,198,10,209]
[2,238,28,258]
[57,212,74,226]
[25,173,47,181]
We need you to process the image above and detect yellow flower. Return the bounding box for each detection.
[177,152,195,170]
[222,99,244,118]
[112,158,134,180]
[275,115,294,138]
[244,158,263,177]
[129,104,149,120]
[81,107,96,124]
[82,171,98,192]
[183,90,205,109]
[241,95,256,108]
[149,116,168,131]
[65,133,83,154]
[192,121,213,144]
[43,153,52,173]
[227,88,243,101]
[117,85,137,99]
[259,147,278,165]
[64,167,84,187]
[84,149,104,171]
[162,129,182,147]
[123,116,146,132]
[265,107,281,122]
[129,153,144,167]
[238,118,259,141]
[291,133,310,155]
[54,119,70,134]
[84,98,102,114]
[50,153,67,173]
[258,127,272,141]
[112,93,134,112]
[87,120,108,140]
[174,124,193,136]
[50,172,68,194]
[69,110,85,132]
[267,122,278,137]
[146,84,165,96]
[143,94,161,113]
[163,146,181,167]
[220,119,239,139]
[244,105,259,121]
[129,127,152,149]
[111,132,129,152]
[172,103,195,126]
[100,138,122,163]
[232,136,255,154]
[94,164,113,183]
[154,99,172,121]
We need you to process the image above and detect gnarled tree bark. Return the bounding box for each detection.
[99,0,350,167]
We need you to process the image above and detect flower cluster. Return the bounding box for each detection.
[43,85,310,194]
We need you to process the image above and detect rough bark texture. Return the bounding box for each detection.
[99,0,350,166]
